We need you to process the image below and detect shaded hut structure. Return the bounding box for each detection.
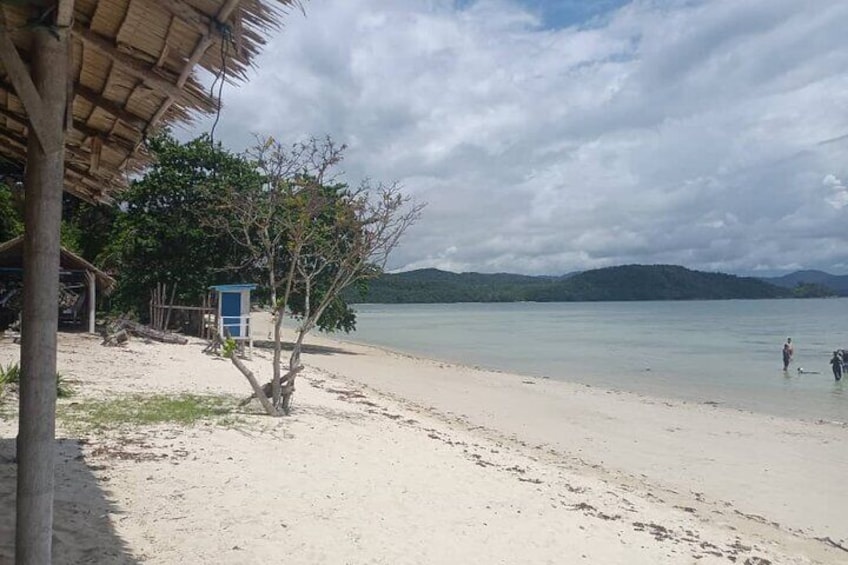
[0,235,115,333]
[0,0,292,561]
[0,0,291,202]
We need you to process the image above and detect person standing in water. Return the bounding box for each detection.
[782,337,794,371]
[830,351,843,381]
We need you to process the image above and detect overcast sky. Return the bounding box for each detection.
[187,0,848,276]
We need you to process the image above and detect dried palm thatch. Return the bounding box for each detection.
[0,0,299,203]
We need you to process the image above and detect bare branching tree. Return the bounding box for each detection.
[210,135,423,415]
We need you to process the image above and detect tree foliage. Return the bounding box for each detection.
[61,196,118,262]
[0,182,23,243]
[354,265,798,303]
[212,136,423,415]
[103,133,261,317]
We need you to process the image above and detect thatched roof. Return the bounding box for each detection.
[0,0,295,203]
[0,235,116,293]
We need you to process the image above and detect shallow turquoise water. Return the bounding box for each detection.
[342,299,848,422]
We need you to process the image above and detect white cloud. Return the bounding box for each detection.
[823,174,848,210]
[191,0,848,275]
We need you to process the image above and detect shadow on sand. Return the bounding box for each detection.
[252,339,358,356]
[0,437,140,564]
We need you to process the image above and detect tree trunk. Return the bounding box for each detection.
[14,12,71,564]
[281,328,307,415]
[271,247,299,410]
[228,347,280,416]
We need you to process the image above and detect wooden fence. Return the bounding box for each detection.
[149,283,216,339]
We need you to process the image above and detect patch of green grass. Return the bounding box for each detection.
[59,394,239,432]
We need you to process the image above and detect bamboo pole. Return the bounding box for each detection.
[154,283,162,330]
[202,292,209,339]
[163,281,177,331]
[86,270,96,334]
[14,3,73,561]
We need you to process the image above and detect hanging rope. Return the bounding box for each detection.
[208,20,233,145]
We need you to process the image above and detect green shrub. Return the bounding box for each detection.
[0,362,73,397]
[56,372,73,399]
[0,361,20,385]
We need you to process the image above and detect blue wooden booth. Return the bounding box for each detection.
[210,284,256,356]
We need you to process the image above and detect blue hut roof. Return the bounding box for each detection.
[209,284,257,292]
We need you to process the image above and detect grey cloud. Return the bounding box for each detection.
[189,0,848,276]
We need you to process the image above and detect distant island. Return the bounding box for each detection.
[348,265,845,303]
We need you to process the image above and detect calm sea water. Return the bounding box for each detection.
[343,299,848,422]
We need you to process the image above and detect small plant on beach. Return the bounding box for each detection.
[222,337,237,358]
[0,362,74,398]
[0,361,21,386]
[56,372,73,399]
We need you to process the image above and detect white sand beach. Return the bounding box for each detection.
[1,316,846,564]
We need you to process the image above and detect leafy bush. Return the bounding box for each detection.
[0,361,20,385]
[56,372,73,399]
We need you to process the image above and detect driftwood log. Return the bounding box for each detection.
[101,329,129,347]
[112,319,188,345]
[203,332,223,354]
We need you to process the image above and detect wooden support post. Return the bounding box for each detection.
[163,282,177,331]
[15,2,73,563]
[86,271,96,334]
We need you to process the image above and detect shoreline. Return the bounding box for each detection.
[313,332,848,427]
[338,300,848,425]
[0,325,845,563]
[296,329,848,546]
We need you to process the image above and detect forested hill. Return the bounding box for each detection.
[349,265,816,303]
[349,268,557,303]
[761,270,848,296]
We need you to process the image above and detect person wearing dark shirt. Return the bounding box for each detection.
[831,350,844,381]
[782,338,793,371]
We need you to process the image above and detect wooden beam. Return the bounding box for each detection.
[74,82,146,130]
[156,16,176,68]
[71,118,136,152]
[0,103,29,129]
[16,0,74,560]
[89,136,102,172]
[0,94,136,153]
[144,0,244,135]
[0,124,116,197]
[0,127,109,184]
[148,0,218,38]
[1,69,147,135]
[121,0,244,171]
[71,23,182,99]
[67,160,113,183]
[65,167,108,194]
[0,31,61,154]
